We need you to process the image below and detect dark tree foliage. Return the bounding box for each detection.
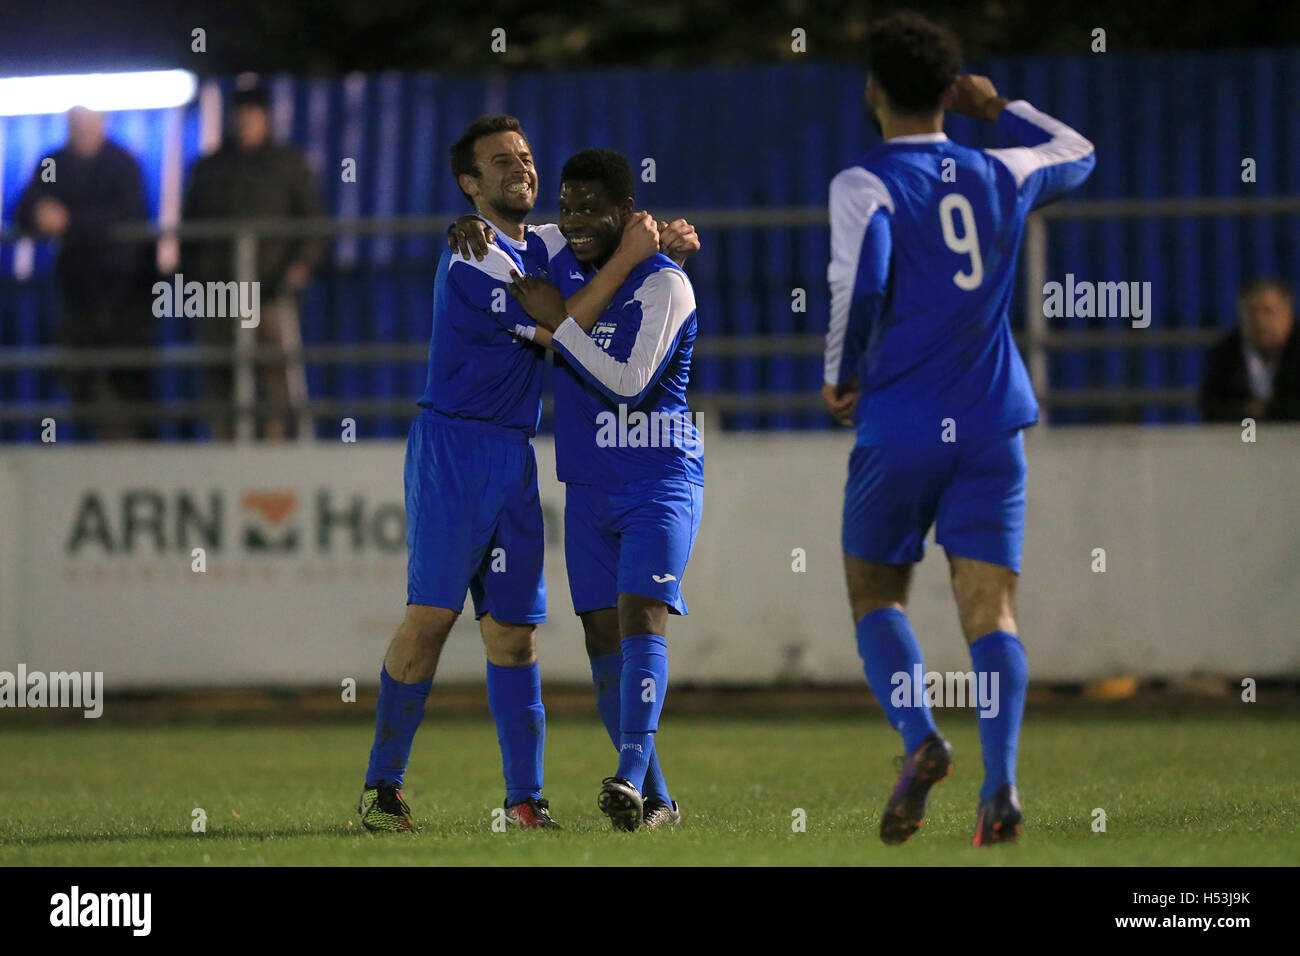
[0,0,1288,76]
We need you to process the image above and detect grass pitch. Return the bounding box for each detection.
[2,710,1297,866]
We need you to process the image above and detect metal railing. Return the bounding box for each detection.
[4,211,846,440]
[1020,194,1300,399]
[2,196,1295,438]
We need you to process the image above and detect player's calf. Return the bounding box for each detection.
[949,564,1029,846]
[481,616,550,817]
[359,605,454,825]
[584,607,677,817]
[611,631,668,792]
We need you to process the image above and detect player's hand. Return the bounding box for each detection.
[613,211,660,264]
[822,381,859,426]
[658,218,700,267]
[507,270,568,331]
[448,216,495,261]
[946,75,1009,123]
[33,197,69,236]
[283,261,312,292]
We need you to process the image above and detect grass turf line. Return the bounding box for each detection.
[2,714,1297,866]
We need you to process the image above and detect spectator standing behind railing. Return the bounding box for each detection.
[181,80,323,441]
[14,106,156,441]
[1199,277,1300,423]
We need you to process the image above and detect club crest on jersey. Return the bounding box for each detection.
[591,319,616,351]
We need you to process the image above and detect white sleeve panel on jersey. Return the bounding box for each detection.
[531,222,568,261]
[452,244,522,283]
[825,166,893,385]
[448,248,537,339]
[552,268,696,402]
[984,100,1095,187]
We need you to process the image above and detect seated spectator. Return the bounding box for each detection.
[1200,277,1300,422]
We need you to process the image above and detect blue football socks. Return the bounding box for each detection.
[365,665,432,787]
[591,651,671,803]
[855,607,940,754]
[615,634,669,792]
[486,660,546,806]
[969,630,1028,803]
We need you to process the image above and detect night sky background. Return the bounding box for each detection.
[1,0,1293,76]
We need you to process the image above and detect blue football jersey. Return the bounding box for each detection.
[547,246,703,488]
[419,222,567,435]
[824,100,1096,445]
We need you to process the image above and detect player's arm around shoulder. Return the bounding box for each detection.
[551,267,695,405]
[507,215,694,351]
[446,245,545,344]
[563,212,662,331]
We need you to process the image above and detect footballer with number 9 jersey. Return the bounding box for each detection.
[508,149,702,832]
[823,14,1094,847]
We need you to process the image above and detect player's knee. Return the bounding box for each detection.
[955,592,1017,643]
[846,579,909,622]
[850,595,906,624]
[487,645,536,667]
[481,618,537,667]
[843,555,911,623]
[949,558,1017,642]
[384,605,455,682]
[617,596,669,639]
[584,630,621,657]
[581,609,621,658]
[487,640,536,667]
[402,604,456,649]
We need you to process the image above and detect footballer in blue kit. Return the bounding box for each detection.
[359,115,693,833]
[508,149,702,831]
[822,14,1094,846]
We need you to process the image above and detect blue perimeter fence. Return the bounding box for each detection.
[2,51,1299,441]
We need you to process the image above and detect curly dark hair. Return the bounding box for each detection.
[449,114,529,206]
[865,12,962,114]
[560,148,635,206]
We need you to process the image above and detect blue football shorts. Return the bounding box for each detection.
[564,477,703,615]
[404,409,546,623]
[841,428,1027,573]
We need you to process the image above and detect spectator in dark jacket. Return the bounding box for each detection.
[14,106,156,440]
[181,81,323,441]
[1200,277,1300,423]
